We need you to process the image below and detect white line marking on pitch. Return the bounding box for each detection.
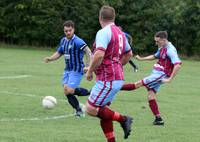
[0,114,75,122]
[0,91,76,122]
[0,91,66,102]
[0,75,32,79]
[0,91,37,97]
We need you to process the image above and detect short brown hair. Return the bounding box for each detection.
[63,20,75,28]
[154,31,168,39]
[99,5,115,22]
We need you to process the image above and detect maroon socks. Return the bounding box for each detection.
[149,99,160,117]
[121,83,136,91]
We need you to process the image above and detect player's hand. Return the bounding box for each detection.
[83,67,89,73]
[44,57,51,63]
[135,55,142,61]
[161,78,171,83]
[86,70,93,81]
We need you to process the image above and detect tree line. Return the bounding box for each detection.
[0,0,199,57]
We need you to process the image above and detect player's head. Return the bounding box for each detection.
[154,31,168,47]
[99,5,115,27]
[63,20,75,39]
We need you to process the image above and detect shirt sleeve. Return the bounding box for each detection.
[167,48,182,64]
[95,27,111,51]
[76,38,87,50]
[56,37,65,54]
[154,49,160,58]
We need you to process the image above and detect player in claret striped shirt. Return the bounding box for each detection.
[85,6,133,142]
[121,31,182,125]
[44,20,92,117]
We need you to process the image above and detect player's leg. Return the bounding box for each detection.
[100,119,115,142]
[128,60,138,72]
[147,90,164,125]
[65,71,90,97]
[86,103,133,140]
[64,85,83,116]
[142,72,166,125]
[62,71,84,117]
[86,81,127,121]
[85,102,117,142]
[120,80,143,91]
[121,70,165,91]
[86,81,133,140]
[74,87,90,96]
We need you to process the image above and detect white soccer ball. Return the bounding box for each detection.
[42,96,57,109]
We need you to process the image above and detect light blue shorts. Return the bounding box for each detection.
[62,71,83,89]
[88,80,124,107]
[142,70,167,93]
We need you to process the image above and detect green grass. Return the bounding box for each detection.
[0,44,200,142]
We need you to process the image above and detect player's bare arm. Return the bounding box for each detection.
[84,46,92,66]
[44,52,62,63]
[162,63,181,83]
[135,54,156,61]
[86,50,105,81]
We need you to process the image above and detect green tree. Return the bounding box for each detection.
[0,0,199,57]
[173,0,200,56]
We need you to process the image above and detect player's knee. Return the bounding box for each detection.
[85,102,98,116]
[135,81,142,88]
[147,93,155,100]
[64,86,74,96]
[148,96,154,101]
[86,109,95,116]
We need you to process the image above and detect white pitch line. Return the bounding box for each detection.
[0,114,75,122]
[0,75,32,79]
[0,91,76,122]
[0,91,66,102]
[0,91,38,97]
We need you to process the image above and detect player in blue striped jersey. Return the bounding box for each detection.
[44,20,92,117]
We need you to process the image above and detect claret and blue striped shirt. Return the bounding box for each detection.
[57,34,87,73]
[93,23,131,81]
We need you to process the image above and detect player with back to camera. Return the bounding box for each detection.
[44,20,92,117]
[121,31,182,125]
[84,5,133,142]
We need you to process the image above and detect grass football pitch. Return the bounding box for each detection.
[0,45,199,142]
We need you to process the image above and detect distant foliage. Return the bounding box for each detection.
[172,0,200,56]
[0,0,199,56]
